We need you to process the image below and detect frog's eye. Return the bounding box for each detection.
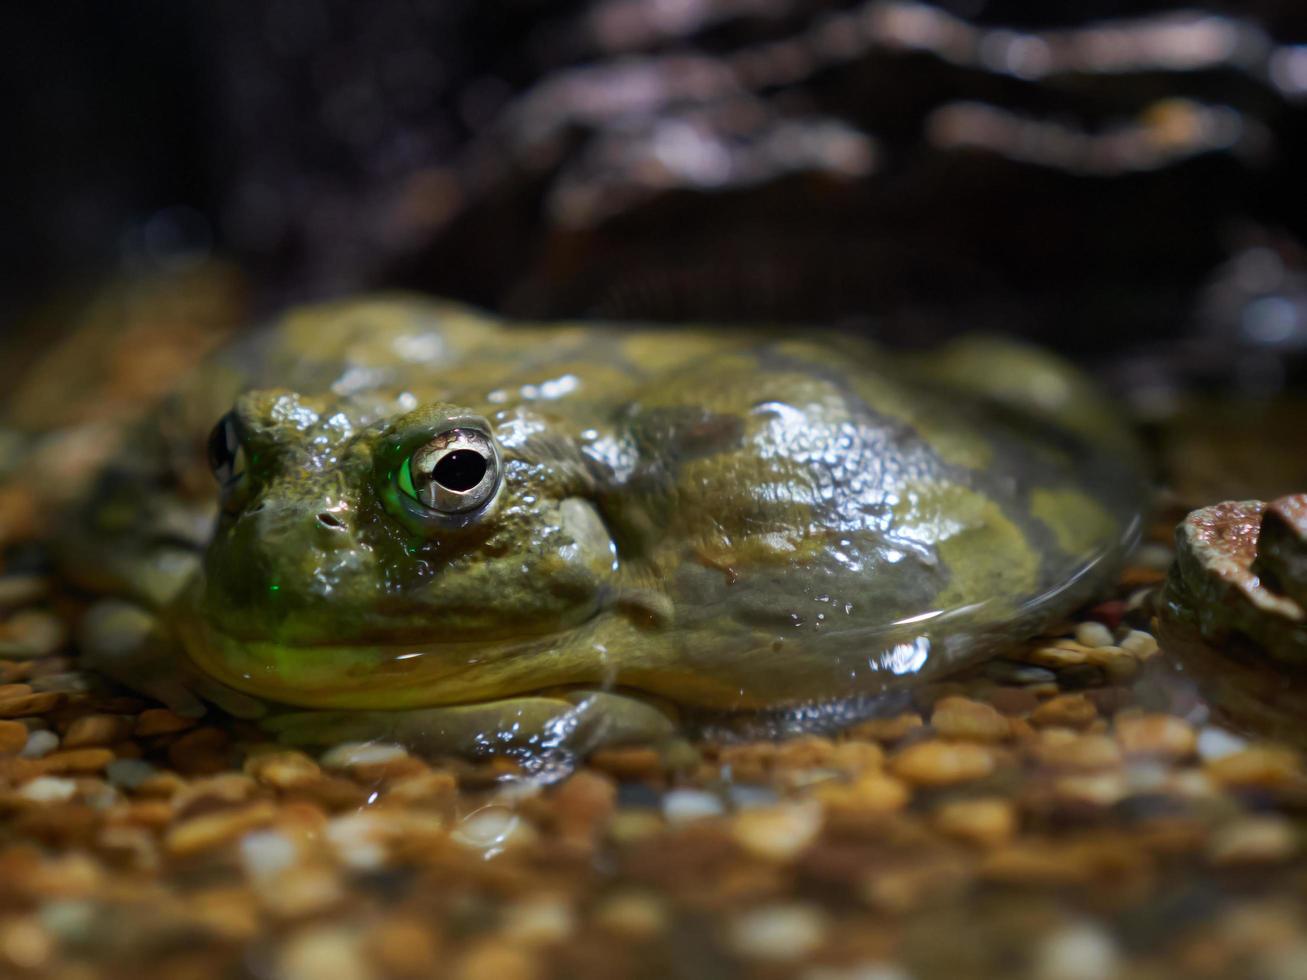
[400,427,501,514]
[206,411,246,487]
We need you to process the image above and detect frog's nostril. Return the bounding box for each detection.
[317,511,345,529]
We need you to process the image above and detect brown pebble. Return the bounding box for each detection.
[33,748,114,775]
[62,714,133,749]
[167,727,232,776]
[134,709,197,737]
[931,696,1011,742]
[933,797,1017,848]
[588,746,663,780]
[1115,714,1196,760]
[828,740,884,772]
[814,772,911,813]
[244,751,323,790]
[1026,641,1090,668]
[1032,733,1122,771]
[552,770,617,841]
[1206,746,1303,789]
[0,719,27,754]
[0,610,65,658]
[0,691,63,718]
[891,740,996,786]
[165,802,279,857]
[847,712,923,743]
[451,941,539,980]
[731,801,823,862]
[1208,816,1298,866]
[1029,694,1098,729]
[367,919,441,978]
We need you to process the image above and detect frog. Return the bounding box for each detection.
[61,295,1146,758]
[1158,494,1307,745]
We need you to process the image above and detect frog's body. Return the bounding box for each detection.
[68,297,1144,753]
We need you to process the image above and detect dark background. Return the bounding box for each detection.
[4,0,1307,377]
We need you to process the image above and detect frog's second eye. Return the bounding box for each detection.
[402,427,502,514]
[206,412,245,487]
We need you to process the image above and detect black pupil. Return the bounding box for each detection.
[433,450,487,492]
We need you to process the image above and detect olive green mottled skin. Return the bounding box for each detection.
[74,296,1145,744]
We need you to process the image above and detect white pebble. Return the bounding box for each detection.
[1197,726,1249,761]
[728,904,827,961]
[325,814,388,871]
[20,730,59,759]
[1119,630,1159,657]
[1032,922,1119,980]
[452,805,522,853]
[320,741,408,768]
[662,789,724,824]
[1074,622,1115,649]
[19,776,77,803]
[240,830,300,881]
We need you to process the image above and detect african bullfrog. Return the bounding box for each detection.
[65,296,1146,756]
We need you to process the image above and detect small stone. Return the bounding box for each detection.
[450,942,539,980]
[20,729,59,759]
[1074,621,1115,649]
[165,802,279,857]
[984,661,1057,685]
[35,748,114,774]
[105,758,157,790]
[237,830,299,883]
[1115,714,1196,760]
[587,745,664,780]
[0,691,63,717]
[319,741,408,769]
[452,805,533,853]
[814,772,911,813]
[1119,629,1160,658]
[0,575,48,609]
[1206,746,1302,789]
[257,866,345,919]
[167,726,231,775]
[367,920,441,979]
[847,712,922,743]
[930,696,1011,742]
[17,776,77,803]
[326,813,389,871]
[828,740,884,772]
[278,926,375,980]
[731,801,823,862]
[933,797,1016,848]
[891,740,995,786]
[1032,922,1120,980]
[133,708,196,736]
[1054,772,1129,808]
[501,897,575,945]
[0,719,26,754]
[861,858,970,913]
[245,750,322,789]
[593,892,666,939]
[1027,642,1089,668]
[552,770,616,840]
[0,916,53,971]
[1032,733,1122,771]
[728,903,827,961]
[1208,816,1298,866]
[1030,695,1098,729]
[1197,726,1249,761]
[662,789,724,824]
[61,714,132,748]
[0,611,65,658]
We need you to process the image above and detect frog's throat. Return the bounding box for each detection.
[177,615,618,710]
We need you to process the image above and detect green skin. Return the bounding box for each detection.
[69,297,1145,755]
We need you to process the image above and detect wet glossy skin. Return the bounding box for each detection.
[74,297,1145,741]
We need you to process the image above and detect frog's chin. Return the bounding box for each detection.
[177,615,606,710]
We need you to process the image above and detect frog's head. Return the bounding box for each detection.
[183,388,620,708]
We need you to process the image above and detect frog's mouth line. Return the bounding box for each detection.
[178,614,619,711]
